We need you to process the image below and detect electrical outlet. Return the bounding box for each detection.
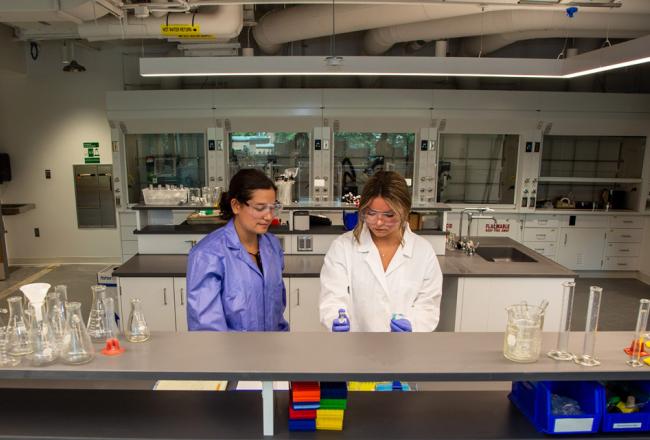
[45,169,51,179]
[34,228,40,237]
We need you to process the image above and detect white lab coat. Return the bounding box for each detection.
[319,223,443,332]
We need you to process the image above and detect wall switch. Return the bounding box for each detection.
[34,228,40,237]
[45,170,51,179]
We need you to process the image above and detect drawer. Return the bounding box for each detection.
[606,229,643,243]
[605,242,641,257]
[610,216,643,229]
[522,227,558,242]
[523,241,556,257]
[603,256,639,271]
[560,216,609,228]
[523,215,560,228]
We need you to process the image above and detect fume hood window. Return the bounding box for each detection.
[333,132,414,199]
[125,133,205,204]
[229,132,310,201]
[438,134,519,204]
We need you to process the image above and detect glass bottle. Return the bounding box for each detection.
[87,285,107,341]
[26,304,58,366]
[126,299,150,343]
[101,297,121,339]
[6,296,32,356]
[60,302,94,365]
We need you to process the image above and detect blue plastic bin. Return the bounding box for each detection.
[601,381,650,433]
[509,381,603,435]
[342,211,358,231]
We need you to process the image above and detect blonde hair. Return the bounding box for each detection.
[353,171,411,243]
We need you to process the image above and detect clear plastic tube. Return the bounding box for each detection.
[574,286,602,367]
[627,298,650,367]
[548,281,575,361]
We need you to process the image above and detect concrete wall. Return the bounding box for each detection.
[0,40,122,263]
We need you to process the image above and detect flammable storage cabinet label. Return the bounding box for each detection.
[160,24,214,39]
[83,142,100,164]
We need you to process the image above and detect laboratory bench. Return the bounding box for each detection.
[0,331,649,439]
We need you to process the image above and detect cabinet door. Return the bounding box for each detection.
[289,278,326,332]
[119,277,176,332]
[556,229,605,270]
[174,277,188,332]
[282,277,291,325]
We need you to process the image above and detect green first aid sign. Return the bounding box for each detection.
[83,142,100,164]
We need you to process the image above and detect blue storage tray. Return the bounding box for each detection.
[601,381,650,433]
[509,381,603,435]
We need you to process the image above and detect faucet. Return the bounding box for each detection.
[457,207,498,255]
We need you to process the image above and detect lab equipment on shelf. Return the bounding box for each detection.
[142,186,189,206]
[626,299,650,367]
[548,281,576,361]
[503,302,544,363]
[575,286,603,367]
[126,298,150,343]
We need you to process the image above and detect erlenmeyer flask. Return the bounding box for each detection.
[54,285,68,303]
[6,296,32,356]
[0,326,20,367]
[87,285,107,341]
[60,302,94,365]
[26,305,58,366]
[126,299,150,343]
[46,295,66,347]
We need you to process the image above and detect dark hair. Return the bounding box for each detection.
[220,169,277,220]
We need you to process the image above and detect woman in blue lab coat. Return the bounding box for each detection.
[186,169,289,332]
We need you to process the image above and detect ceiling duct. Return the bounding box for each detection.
[78,5,242,42]
[363,10,650,55]
[0,0,111,23]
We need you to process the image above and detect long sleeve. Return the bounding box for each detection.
[319,238,352,331]
[186,247,228,331]
[409,252,443,332]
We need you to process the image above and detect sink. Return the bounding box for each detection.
[475,246,537,263]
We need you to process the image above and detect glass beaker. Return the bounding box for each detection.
[54,285,68,303]
[26,305,58,366]
[46,294,66,347]
[126,299,150,343]
[87,285,107,341]
[60,302,94,365]
[0,326,20,367]
[6,296,32,356]
[503,303,545,363]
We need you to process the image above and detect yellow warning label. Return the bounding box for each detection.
[160,24,214,39]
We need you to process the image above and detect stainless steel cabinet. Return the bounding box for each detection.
[73,164,116,228]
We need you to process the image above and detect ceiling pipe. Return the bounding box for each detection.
[460,28,648,56]
[252,4,476,55]
[78,5,242,41]
[363,10,650,55]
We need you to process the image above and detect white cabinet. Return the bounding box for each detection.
[119,277,176,332]
[174,277,188,332]
[556,228,606,270]
[118,277,187,332]
[522,215,561,258]
[603,216,643,271]
[288,277,325,332]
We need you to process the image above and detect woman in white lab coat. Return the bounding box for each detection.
[320,171,443,332]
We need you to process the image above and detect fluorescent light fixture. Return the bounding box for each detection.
[140,35,650,79]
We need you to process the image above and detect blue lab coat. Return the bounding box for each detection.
[186,219,289,332]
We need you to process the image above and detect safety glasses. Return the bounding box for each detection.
[362,209,400,225]
[243,201,283,217]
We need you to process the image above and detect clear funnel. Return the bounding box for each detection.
[19,283,51,322]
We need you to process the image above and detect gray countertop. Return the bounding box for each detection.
[134,223,444,235]
[0,331,642,382]
[114,238,574,278]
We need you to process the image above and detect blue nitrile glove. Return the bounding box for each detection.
[390,317,412,332]
[332,308,350,332]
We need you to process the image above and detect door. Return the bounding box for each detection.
[119,277,176,332]
[289,278,325,332]
[556,228,606,270]
[174,277,188,332]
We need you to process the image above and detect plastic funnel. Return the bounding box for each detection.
[19,283,51,321]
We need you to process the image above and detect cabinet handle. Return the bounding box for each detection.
[621,235,632,238]
[535,234,546,239]
[564,233,567,246]
[620,249,630,252]
[539,220,547,225]
[180,288,185,305]
[618,263,628,267]
[623,220,633,224]
[163,288,168,306]
[296,288,300,306]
